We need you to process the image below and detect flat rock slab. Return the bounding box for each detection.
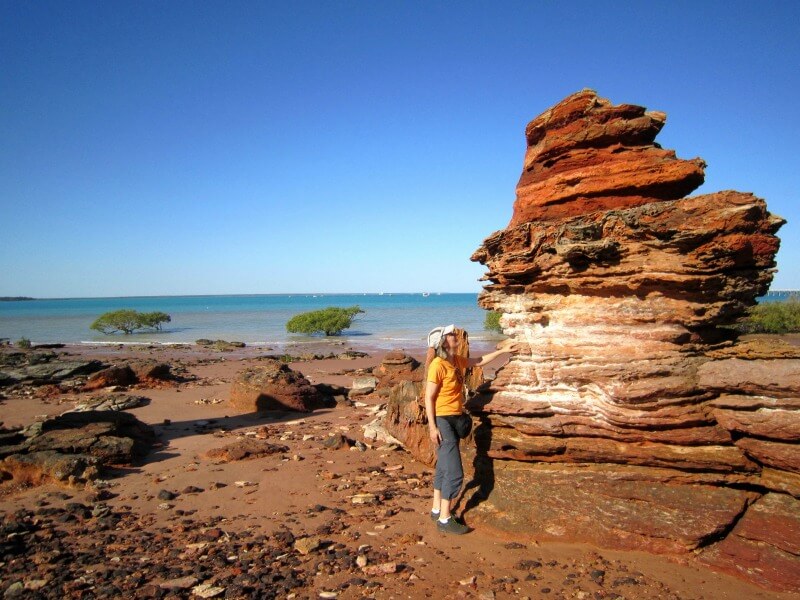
[66,393,150,413]
[465,462,757,554]
[0,450,94,485]
[700,493,800,593]
[698,358,800,397]
[0,410,155,487]
[0,359,106,385]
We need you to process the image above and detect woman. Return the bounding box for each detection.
[425,324,517,534]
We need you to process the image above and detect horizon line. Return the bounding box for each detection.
[1,291,485,301]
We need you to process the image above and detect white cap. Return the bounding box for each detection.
[427,324,456,349]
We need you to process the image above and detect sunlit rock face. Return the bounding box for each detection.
[467,90,799,592]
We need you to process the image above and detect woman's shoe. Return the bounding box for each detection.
[437,517,469,535]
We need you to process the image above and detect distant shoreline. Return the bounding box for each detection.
[0,297,34,301]
[0,292,477,301]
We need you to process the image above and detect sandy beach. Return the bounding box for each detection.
[0,340,794,599]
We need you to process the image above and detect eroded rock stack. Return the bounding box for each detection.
[467,90,798,592]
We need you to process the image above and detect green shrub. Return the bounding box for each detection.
[286,306,364,336]
[16,337,32,349]
[736,297,800,334]
[90,309,172,335]
[138,311,171,331]
[484,310,503,333]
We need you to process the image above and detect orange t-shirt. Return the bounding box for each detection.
[427,355,468,416]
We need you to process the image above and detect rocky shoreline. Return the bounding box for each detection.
[0,341,795,599]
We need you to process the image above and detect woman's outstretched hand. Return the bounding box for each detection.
[497,338,524,354]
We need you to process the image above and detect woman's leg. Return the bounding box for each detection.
[431,488,442,513]
[434,416,463,520]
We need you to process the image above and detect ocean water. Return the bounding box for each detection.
[1,291,792,350]
[0,293,503,350]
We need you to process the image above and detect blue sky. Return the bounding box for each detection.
[1,1,798,297]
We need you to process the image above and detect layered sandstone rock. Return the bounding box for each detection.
[467,90,797,591]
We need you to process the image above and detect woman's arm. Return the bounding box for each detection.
[425,380,442,446]
[466,340,520,368]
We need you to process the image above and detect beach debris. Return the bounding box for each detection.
[194,397,223,405]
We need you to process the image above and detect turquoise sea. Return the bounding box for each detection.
[1,291,793,351]
[0,293,503,350]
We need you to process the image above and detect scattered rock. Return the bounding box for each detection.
[157,489,177,501]
[294,535,321,555]
[321,434,351,450]
[192,583,225,598]
[351,493,378,505]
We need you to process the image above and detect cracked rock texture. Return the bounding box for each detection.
[466,90,798,592]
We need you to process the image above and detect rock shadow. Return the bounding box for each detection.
[149,408,335,448]
[456,412,494,518]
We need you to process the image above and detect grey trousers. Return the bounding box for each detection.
[434,415,464,500]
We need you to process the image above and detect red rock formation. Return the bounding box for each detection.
[511,90,706,225]
[372,351,423,389]
[83,365,137,391]
[229,360,323,412]
[467,90,798,592]
[0,411,155,487]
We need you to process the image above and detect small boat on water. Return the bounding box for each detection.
[422,292,430,297]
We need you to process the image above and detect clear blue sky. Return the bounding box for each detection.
[2,1,798,297]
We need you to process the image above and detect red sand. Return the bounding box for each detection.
[0,343,793,599]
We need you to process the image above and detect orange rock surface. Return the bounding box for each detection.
[468,90,798,592]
